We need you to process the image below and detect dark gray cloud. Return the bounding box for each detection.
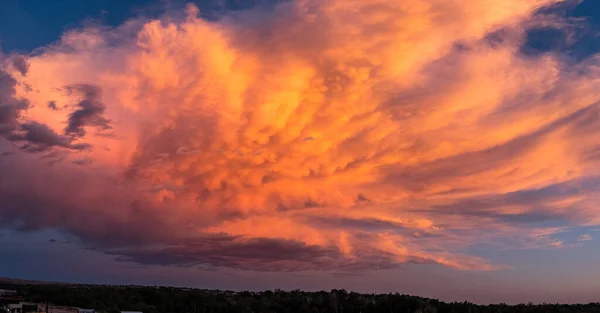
[0,69,30,136]
[47,100,59,111]
[109,236,401,272]
[65,84,112,137]
[10,55,29,76]
[308,216,405,232]
[72,158,93,166]
[356,193,371,203]
[8,121,91,153]
[48,238,70,244]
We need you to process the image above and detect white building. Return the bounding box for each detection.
[78,309,95,313]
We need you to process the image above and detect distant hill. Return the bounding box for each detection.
[0,276,75,286]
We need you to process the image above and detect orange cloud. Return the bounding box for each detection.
[1,0,599,272]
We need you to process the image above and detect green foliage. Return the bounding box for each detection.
[1,282,599,313]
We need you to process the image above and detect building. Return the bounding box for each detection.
[5,303,37,313]
[45,305,81,313]
[0,291,17,297]
[0,290,22,309]
[121,311,143,313]
[78,309,94,313]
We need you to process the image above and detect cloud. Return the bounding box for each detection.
[72,158,93,166]
[0,68,30,136]
[9,121,91,153]
[10,55,29,76]
[108,235,404,272]
[577,234,592,242]
[1,59,89,154]
[0,0,599,273]
[47,101,59,111]
[64,84,112,137]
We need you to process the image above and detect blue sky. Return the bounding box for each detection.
[0,0,281,53]
[1,0,599,55]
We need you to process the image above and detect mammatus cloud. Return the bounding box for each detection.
[1,0,600,272]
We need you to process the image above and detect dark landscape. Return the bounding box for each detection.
[1,277,599,313]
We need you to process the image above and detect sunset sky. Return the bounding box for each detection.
[1,0,600,305]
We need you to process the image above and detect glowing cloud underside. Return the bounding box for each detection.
[1,0,600,272]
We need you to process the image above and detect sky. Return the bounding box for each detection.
[1,0,600,305]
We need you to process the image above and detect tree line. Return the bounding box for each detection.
[2,282,599,313]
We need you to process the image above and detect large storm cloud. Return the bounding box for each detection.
[1,0,599,272]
